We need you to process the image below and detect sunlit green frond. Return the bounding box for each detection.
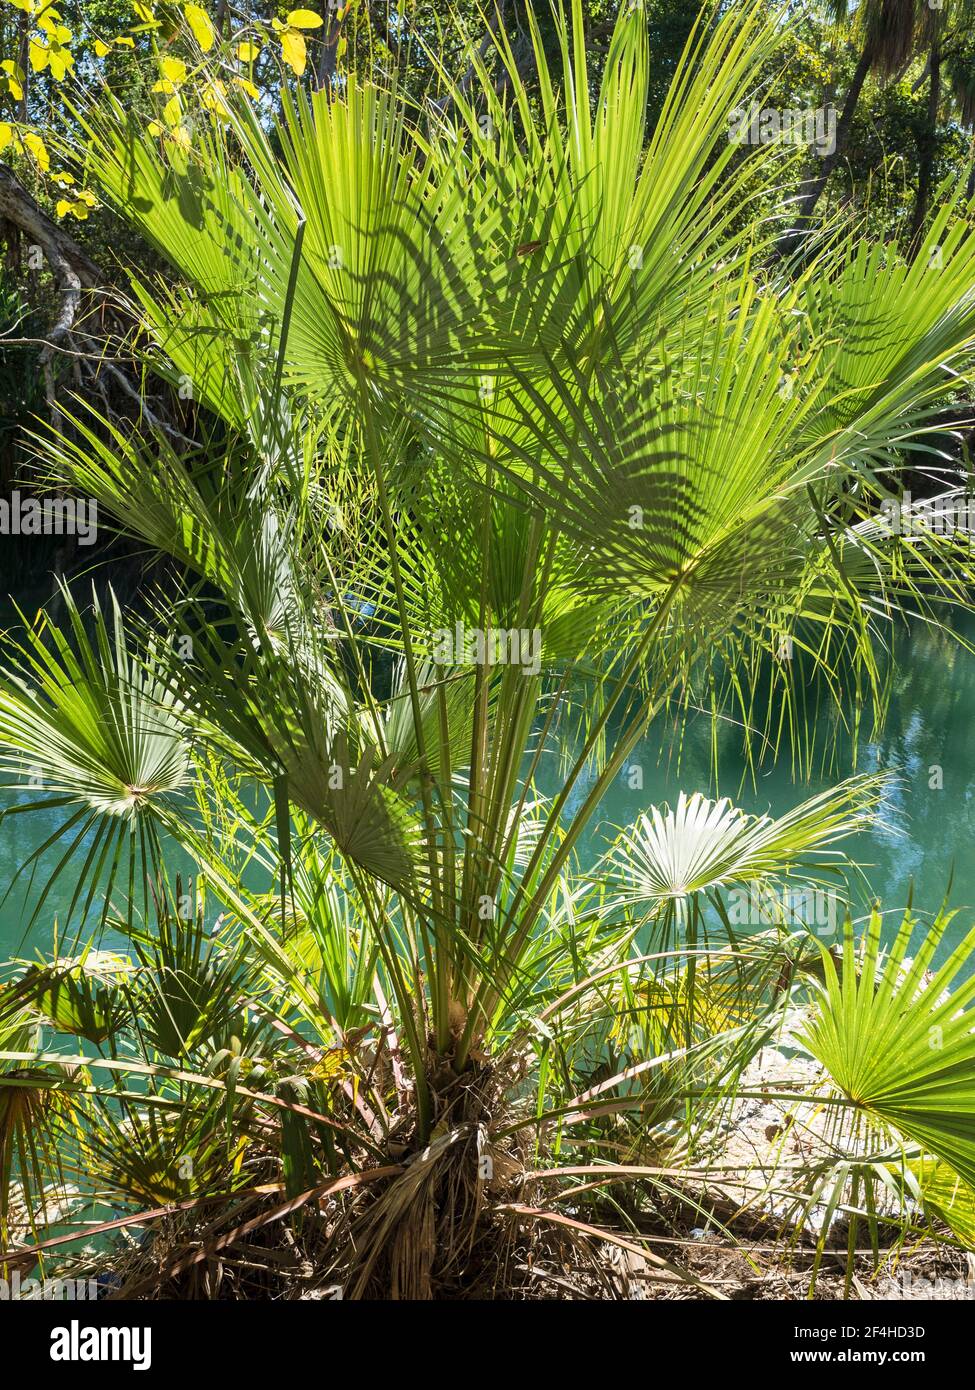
[0,586,189,816]
[603,774,883,917]
[0,587,191,933]
[800,908,975,1190]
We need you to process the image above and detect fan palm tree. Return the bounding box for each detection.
[2,0,975,1296]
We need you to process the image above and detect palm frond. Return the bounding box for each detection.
[800,907,975,1190]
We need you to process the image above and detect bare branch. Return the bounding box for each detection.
[0,160,102,405]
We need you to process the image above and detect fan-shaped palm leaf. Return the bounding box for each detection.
[0,587,190,934]
[603,774,884,918]
[799,907,975,1190]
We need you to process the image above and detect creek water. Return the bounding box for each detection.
[0,614,972,961]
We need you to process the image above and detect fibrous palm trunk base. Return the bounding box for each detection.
[79,1057,632,1300]
[326,1054,609,1300]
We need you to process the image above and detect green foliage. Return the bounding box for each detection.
[800,907,975,1190]
[1,0,975,1294]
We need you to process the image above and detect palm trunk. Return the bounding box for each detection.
[911,37,942,244]
[778,46,872,257]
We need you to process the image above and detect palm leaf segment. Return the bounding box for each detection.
[800,908,975,1191]
[0,586,190,930]
[604,776,882,917]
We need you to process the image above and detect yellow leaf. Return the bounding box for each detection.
[38,16,71,41]
[47,47,74,81]
[286,9,323,28]
[0,122,13,152]
[55,198,71,218]
[162,94,182,127]
[28,39,49,73]
[202,80,229,118]
[51,168,74,185]
[115,36,135,48]
[160,55,187,83]
[184,3,214,51]
[133,2,156,20]
[23,130,49,169]
[147,119,163,137]
[93,38,110,56]
[279,28,306,74]
[0,59,24,100]
[237,41,260,62]
[234,75,259,100]
[309,1048,353,1082]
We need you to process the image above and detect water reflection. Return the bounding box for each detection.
[1,615,973,956]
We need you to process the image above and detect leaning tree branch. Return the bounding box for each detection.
[0,162,101,283]
[0,159,103,404]
[0,161,197,446]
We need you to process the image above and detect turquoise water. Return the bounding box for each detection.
[1,614,973,960]
[566,614,975,953]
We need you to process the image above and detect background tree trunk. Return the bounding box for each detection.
[778,46,872,257]
[911,37,942,244]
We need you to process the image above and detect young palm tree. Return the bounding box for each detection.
[3,0,975,1297]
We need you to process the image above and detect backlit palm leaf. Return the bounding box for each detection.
[0,588,190,933]
[799,908,975,1190]
[604,775,884,916]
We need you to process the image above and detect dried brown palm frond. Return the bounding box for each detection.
[862,0,920,77]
